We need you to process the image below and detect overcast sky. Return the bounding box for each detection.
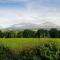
[0,0,60,27]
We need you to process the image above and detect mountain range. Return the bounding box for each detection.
[5,21,60,31]
[38,22,60,30]
[1,21,60,31]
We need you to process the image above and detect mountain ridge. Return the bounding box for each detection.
[4,21,60,31]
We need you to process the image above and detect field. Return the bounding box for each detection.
[0,38,60,52]
[0,38,60,60]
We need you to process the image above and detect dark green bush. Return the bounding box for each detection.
[0,45,14,60]
[15,43,60,60]
[0,43,60,60]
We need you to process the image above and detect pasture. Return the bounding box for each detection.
[0,38,60,52]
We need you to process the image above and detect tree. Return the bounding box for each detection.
[23,30,35,38]
[17,31,23,38]
[35,29,45,38]
[43,30,49,38]
[4,31,17,38]
[49,28,58,38]
[0,30,3,38]
[57,30,60,38]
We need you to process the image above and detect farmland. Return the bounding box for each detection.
[0,38,60,60]
[0,38,60,52]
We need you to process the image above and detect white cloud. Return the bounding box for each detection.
[0,0,60,27]
[0,0,30,3]
[0,7,60,28]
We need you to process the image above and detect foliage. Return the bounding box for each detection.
[49,29,58,38]
[0,42,60,60]
[0,45,14,60]
[0,28,60,38]
[23,29,35,38]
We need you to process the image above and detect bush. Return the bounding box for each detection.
[0,45,14,60]
[15,43,58,60]
[1,43,60,60]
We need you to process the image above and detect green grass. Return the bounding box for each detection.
[0,38,60,52]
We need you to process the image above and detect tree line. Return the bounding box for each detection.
[0,28,60,38]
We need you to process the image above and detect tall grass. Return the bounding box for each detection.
[0,42,60,60]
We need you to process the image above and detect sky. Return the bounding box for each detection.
[0,0,60,27]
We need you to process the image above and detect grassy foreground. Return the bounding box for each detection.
[0,38,60,51]
[0,38,60,60]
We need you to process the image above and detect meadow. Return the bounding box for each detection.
[0,38,60,52]
[0,38,60,60]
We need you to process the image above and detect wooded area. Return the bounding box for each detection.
[0,28,60,38]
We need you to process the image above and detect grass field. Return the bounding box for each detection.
[0,38,60,52]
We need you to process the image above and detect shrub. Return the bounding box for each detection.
[0,43,60,60]
[0,45,14,60]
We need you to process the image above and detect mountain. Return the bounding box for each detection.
[7,23,38,31]
[38,22,60,30]
[6,21,60,31]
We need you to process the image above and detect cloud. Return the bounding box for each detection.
[0,6,60,28]
[0,0,60,27]
[0,0,30,3]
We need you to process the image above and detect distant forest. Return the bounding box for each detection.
[0,28,60,38]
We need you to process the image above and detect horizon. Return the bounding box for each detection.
[0,0,60,27]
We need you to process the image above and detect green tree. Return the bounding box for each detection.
[4,31,17,38]
[17,31,23,38]
[0,30,3,38]
[44,30,49,38]
[35,29,44,38]
[49,28,58,38]
[23,30,35,38]
[57,30,60,38]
